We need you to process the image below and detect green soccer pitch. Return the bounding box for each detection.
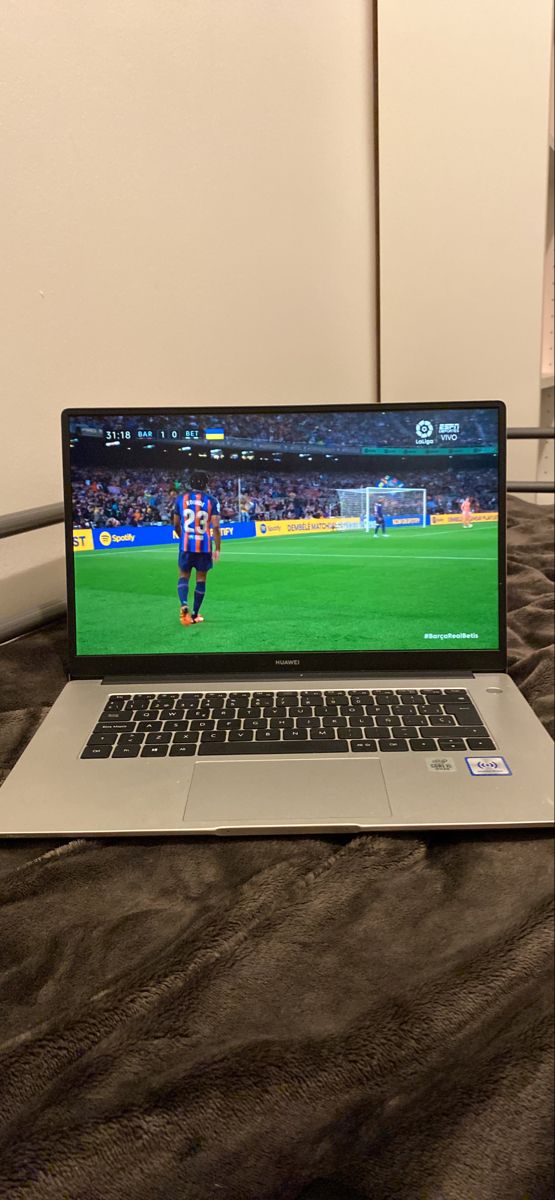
[73,523,499,657]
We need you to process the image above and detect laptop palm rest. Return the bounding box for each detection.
[183,759,392,831]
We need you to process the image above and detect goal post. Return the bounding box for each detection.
[336,487,427,532]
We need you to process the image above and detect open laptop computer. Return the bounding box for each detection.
[1,400,553,835]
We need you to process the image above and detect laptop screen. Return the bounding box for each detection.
[68,405,500,658]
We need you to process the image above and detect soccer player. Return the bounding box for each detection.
[461,496,473,528]
[173,470,221,625]
[373,498,388,537]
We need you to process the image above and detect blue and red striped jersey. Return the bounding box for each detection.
[174,492,220,553]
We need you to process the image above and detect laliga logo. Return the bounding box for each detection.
[416,419,434,440]
[99,531,112,546]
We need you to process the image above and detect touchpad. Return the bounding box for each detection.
[183,759,391,832]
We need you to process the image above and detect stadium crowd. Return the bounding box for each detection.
[71,408,496,452]
[72,465,498,528]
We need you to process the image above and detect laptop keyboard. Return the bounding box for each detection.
[80,688,496,759]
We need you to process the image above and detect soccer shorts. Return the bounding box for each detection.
[178,550,213,573]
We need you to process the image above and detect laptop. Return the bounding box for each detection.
[1,400,553,835]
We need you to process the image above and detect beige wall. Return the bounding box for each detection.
[0,0,376,634]
[377,0,554,487]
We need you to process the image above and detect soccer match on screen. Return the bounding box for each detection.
[69,407,500,656]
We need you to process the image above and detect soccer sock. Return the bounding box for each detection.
[193,581,206,616]
[178,578,189,609]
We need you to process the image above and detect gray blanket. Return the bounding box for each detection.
[0,497,553,1200]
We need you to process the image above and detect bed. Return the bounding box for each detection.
[0,496,553,1200]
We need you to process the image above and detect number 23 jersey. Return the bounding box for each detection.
[174,491,220,553]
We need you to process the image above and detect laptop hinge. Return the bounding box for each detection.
[101,670,476,685]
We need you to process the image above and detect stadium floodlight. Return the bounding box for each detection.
[336,487,427,532]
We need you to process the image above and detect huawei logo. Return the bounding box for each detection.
[275,659,300,666]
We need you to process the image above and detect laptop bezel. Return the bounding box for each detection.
[62,400,507,679]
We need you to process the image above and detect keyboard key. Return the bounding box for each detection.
[252,693,274,704]
[162,709,187,721]
[145,732,172,745]
[228,730,255,742]
[350,740,378,752]
[408,739,438,751]
[375,715,403,727]
[113,744,141,758]
[163,720,191,732]
[255,729,280,741]
[141,744,169,757]
[95,721,136,733]
[190,719,215,731]
[280,728,308,741]
[396,726,418,739]
[81,744,112,759]
[427,725,488,740]
[88,732,119,746]
[243,718,268,730]
[466,737,497,751]
[173,732,199,745]
[379,739,409,752]
[430,715,456,727]
[289,706,313,718]
[117,733,145,746]
[438,738,467,751]
[276,693,298,706]
[309,729,337,741]
[313,706,339,717]
[349,690,372,700]
[443,704,481,722]
[197,740,346,756]
[442,690,470,700]
[135,720,163,732]
[242,707,262,720]
[337,728,364,740]
[297,717,323,729]
[392,705,417,716]
[200,730,227,743]
[216,718,242,730]
[269,717,295,730]
[262,707,281,718]
[169,744,196,757]
[322,716,347,728]
[416,704,442,716]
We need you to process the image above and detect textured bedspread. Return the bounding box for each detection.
[0,498,553,1200]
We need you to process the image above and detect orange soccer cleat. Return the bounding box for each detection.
[180,607,194,626]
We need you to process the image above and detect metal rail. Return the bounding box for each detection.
[507,427,554,439]
[0,502,64,539]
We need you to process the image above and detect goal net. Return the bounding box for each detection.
[335,487,427,532]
